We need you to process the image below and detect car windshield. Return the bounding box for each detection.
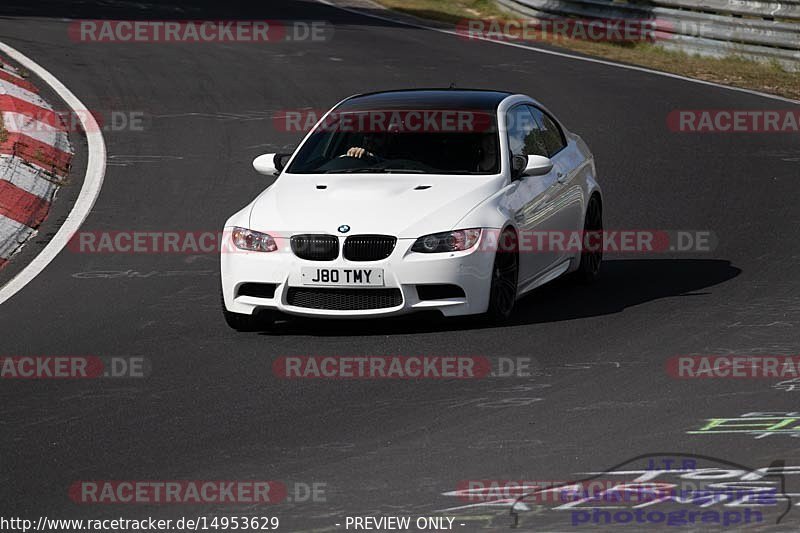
[286,109,500,175]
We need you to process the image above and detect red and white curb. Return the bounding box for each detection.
[0,54,74,269]
[0,41,105,306]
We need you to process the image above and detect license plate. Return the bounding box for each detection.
[301,267,384,287]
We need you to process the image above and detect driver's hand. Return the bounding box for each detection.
[346,147,373,159]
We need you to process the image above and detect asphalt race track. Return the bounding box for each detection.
[0,1,799,531]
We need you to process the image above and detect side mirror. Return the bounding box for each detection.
[512,155,527,179]
[253,153,278,176]
[511,154,554,179]
[524,155,554,177]
[253,153,293,176]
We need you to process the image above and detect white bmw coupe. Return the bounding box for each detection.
[221,89,602,331]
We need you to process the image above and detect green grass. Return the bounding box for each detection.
[378,0,508,23]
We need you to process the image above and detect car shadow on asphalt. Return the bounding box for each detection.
[258,258,741,336]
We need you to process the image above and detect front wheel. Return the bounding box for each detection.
[221,290,274,332]
[573,195,603,283]
[485,230,519,322]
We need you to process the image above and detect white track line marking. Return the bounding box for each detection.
[317,0,800,106]
[0,41,107,305]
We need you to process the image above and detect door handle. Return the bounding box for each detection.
[556,172,567,184]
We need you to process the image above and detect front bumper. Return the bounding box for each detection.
[220,233,496,318]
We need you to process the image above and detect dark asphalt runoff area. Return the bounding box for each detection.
[0,0,799,531]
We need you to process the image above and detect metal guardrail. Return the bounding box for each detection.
[496,0,800,70]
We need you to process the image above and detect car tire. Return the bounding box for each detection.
[573,194,603,283]
[485,229,519,322]
[221,290,275,332]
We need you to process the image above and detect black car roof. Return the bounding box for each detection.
[336,89,514,112]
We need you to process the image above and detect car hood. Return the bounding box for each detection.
[248,173,504,238]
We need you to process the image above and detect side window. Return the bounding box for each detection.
[506,105,548,160]
[528,106,566,157]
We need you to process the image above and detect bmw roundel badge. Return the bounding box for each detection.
[338,225,351,234]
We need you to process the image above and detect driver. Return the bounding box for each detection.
[343,132,388,160]
[476,134,498,172]
[344,146,376,159]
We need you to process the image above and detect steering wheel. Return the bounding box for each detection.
[338,151,380,164]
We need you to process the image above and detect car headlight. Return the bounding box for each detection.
[232,227,278,252]
[411,229,482,253]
